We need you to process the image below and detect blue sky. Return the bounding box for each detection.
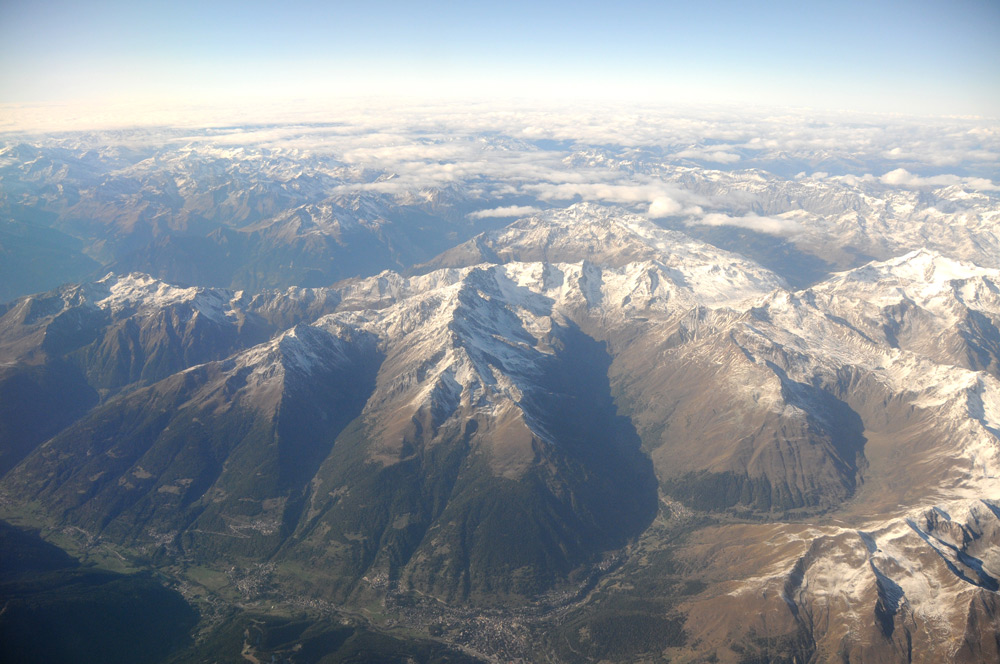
[1,0,998,116]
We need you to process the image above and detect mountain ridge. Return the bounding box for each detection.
[1,187,998,660]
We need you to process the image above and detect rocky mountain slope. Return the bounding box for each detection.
[1,201,998,660]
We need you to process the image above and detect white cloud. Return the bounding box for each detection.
[674,148,741,163]
[693,212,804,236]
[829,173,877,186]
[880,168,959,187]
[965,177,1000,192]
[468,205,543,219]
[527,182,651,203]
[647,196,684,218]
[521,181,708,221]
[880,168,1000,191]
[525,180,705,205]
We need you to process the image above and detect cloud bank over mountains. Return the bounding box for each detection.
[880,167,1000,191]
[2,102,997,246]
[468,205,544,219]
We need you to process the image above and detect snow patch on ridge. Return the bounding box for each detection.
[94,272,235,323]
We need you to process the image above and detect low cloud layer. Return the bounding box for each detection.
[880,168,999,192]
[4,102,996,260]
[6,100,999,182]
[693,212,804,236]
[674,148,741,163]
[468,205,543,219]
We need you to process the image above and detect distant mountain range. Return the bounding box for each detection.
[1,126,998,662]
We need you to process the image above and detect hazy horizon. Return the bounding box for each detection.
[2,0,998,126]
